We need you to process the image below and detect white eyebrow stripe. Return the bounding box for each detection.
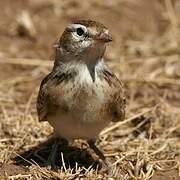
[66,24,87,32]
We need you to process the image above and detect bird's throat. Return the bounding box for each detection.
[54,47,104,82]
[86,62,96,82]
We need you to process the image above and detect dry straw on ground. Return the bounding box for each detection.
[0,0,180,179]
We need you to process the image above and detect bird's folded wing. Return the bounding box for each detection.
[36,73,52,121]
[110,88,126,122]
[101,68,126,122]
[36,69,77,121]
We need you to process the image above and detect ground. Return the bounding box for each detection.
[0,0,180,179]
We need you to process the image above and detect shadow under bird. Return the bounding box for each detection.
[37,20,126,172]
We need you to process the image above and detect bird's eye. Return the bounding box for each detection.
[76,28,84,36]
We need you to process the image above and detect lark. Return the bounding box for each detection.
[37,20,125,168]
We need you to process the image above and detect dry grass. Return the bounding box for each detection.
[0,0,180,179]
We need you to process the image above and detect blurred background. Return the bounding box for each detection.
[0,0,180,179]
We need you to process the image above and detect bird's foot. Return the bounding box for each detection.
[45,138,59,169]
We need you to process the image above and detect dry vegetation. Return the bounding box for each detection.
[0,0,180,179]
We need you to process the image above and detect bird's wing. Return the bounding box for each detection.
[102,67,126,122]
[110,85,126,122]
[36,69,77,121]
[36,73,52,121]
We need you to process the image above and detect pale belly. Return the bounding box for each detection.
[48,111,110,140]
[48,83,112,140]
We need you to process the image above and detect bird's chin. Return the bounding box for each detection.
[80,40,105,50]
[71,41,105,61]
[80,40,92,49]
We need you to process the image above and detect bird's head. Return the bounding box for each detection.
[56,20,112,63]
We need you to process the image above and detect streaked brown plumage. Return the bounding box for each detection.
[37,20,125,168]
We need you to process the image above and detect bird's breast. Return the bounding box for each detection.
[47,64,113,139]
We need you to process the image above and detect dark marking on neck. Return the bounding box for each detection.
[87,63,96,82]
[100,67,117,87]
[53,70,77,86]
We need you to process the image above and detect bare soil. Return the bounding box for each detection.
[0,0,180,179]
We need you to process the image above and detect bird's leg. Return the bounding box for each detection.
[88,139,105,161]
[46,138,59,169]
[88,139,114,176]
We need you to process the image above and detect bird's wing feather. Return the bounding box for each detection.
[36,73,52,121]
[36,68,77,121]
[101,67,126,122]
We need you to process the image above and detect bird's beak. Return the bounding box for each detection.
[96,32,112,43]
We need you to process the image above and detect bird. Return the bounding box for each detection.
[36,20,126,170]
